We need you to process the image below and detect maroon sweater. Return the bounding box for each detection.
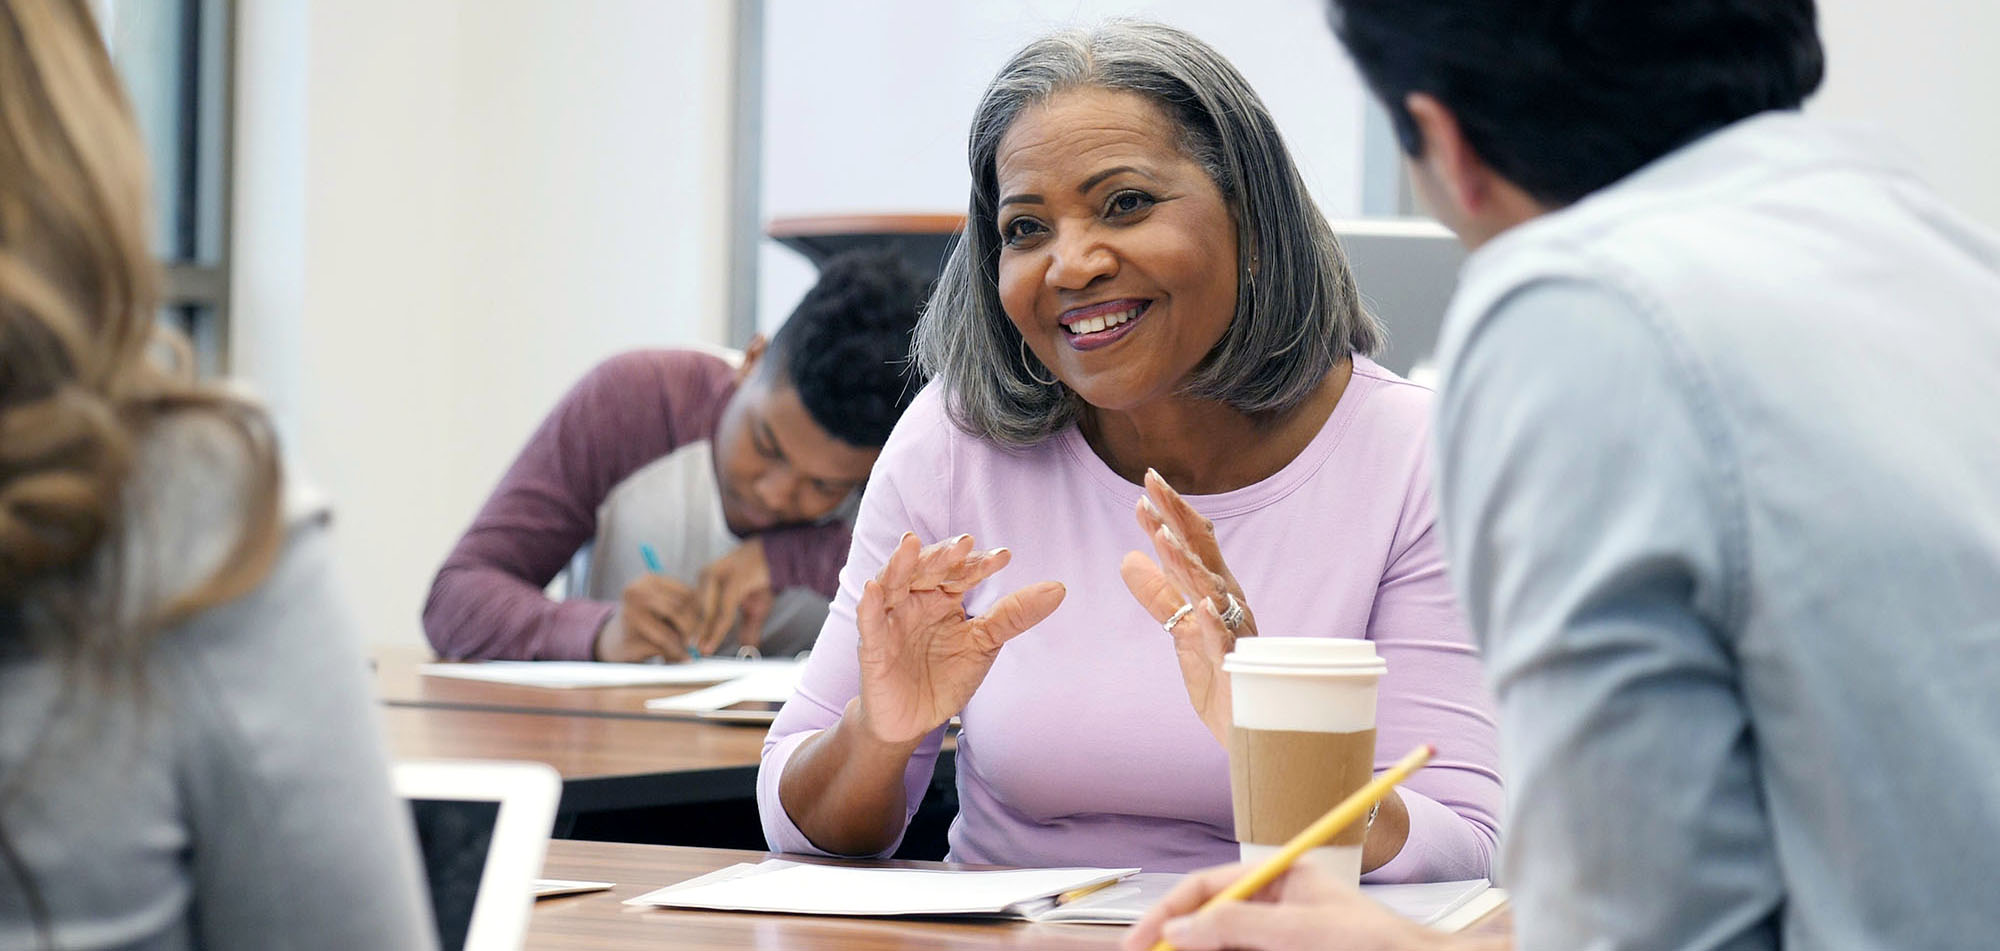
[422,350,851,659]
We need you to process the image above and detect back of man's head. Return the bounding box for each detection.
[1328,0,1825,207]
[765,248,927,448]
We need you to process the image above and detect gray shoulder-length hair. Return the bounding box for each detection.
[914,19,1382,447]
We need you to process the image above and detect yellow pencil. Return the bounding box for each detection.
[1151,743,1437,951]
[1056,877,1121,905]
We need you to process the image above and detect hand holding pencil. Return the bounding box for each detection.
[594,544,705,663]
[1125,746,1464,951]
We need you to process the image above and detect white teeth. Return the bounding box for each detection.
[1066,306,1141,335]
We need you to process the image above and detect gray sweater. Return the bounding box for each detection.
[0,418,435,950]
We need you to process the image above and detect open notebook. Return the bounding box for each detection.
[626,860,1502,929]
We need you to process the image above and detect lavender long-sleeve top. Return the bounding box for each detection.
[423,350,851,660]
[758,358,1501,880]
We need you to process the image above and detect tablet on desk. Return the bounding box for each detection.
[396,759,562,951]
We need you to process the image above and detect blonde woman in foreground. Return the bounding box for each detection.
[0,1,433,947]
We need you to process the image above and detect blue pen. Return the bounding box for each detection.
[637,543,699,659]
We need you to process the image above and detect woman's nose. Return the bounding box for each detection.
[1046,229,1116,290]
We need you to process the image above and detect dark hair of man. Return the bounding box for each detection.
[763,248,927,448]
[1327,0,1826,207]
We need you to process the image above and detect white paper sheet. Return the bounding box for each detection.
[1012,873,1493,927]
[624,860,1139,917]
[643,662,805,713]
[1365,879,1494,927]
[531,879,614,899]
[419,658,785,689]
[621,861,1492,927]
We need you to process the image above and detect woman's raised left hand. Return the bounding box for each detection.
[1120,468,1258,746]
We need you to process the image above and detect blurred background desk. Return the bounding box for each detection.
[373,646,958,856]
[768,212,964,286]
[380,706,764,815]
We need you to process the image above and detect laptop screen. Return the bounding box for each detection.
[408,797,502,951]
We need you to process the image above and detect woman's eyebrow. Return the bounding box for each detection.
[1078,165,1150,193]
[1001,165,1156,207]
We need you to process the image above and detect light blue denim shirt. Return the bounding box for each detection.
[1432,111,2000,950]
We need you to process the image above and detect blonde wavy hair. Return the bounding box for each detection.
[0,0,281,663]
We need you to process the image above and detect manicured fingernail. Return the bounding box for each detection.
[955,533,972,545]
[1163,917,1193,943]
[990,547,1009,557]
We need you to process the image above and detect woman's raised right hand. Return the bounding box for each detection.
[854,532,1066,745]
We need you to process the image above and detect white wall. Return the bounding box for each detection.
[755,0,1371,332]
[1811,0,2000,230]
[233,0,737,648]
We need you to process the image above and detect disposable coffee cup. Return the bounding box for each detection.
[1223,637,1387,885]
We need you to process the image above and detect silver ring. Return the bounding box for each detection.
[1215,592,1246,631]
[1163,603,1196,632]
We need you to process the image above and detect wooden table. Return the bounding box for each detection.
[530,841,1513,950]
[381,705,767,813]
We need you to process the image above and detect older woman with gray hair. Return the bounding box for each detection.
[756,21,1500,880]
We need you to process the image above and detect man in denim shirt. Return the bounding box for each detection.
[1126,3,2000,950]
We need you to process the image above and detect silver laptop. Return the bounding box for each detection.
[396,760,562,951]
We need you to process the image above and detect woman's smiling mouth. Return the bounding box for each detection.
[1060,298,1151,351]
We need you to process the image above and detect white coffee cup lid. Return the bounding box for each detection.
[1223,637,1387,676]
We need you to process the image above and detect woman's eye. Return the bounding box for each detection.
[1001,218,1046,246]
[1107,190,1155,216]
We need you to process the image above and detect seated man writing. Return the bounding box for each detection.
[424,250,925,662]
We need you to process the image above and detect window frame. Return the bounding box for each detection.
[106,0,237,374]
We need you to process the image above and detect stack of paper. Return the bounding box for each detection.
[625,859,1501,930]
[626,860,1136,917]
[419,658,783,689]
